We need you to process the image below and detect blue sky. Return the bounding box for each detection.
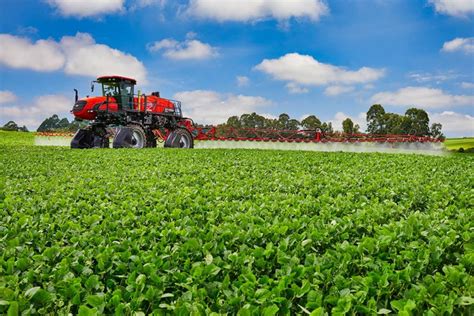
[0,0,473,136]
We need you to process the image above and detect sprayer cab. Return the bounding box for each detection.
[96,76,136,110]
[71,75,180,121]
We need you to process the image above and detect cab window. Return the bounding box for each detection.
[102,83,119,96]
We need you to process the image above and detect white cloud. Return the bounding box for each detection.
[286,82,309,94]
[147,37,218,60]
[327,111,366,132]
[236,76,250,87]
[408,71,459,83]
[324,85,355,96]
[60,33,147,83]
[429,111,474,137]
[185,0,329,22]
[0,91,18,104]
[132,0,166,9]
[147,39,178,51]
[47,0,125,17]
[441,37,474,54]
[371,86,474,109]
[173,90,271,124]
[0,94,72,130]
[255,53,384,92]
[0,34,65,71]
[428,0,474,17]
[0,33,147,83]
[461,82,474,89]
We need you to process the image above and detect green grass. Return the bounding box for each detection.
[444,137,474,151]
[1,131,473,315]
[0,130,34,146]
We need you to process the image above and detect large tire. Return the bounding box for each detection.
[113,125,147,148]
[93,136,109,148]
[164,128,194,148]
[71,129,94,148]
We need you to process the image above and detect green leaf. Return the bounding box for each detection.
[262,304,279,316]
[160,293,174,298]
[7,301,19,316]
[24,287,52,305]
[457,296,474,306]
[310,307,326,316]
[205,253,213,265]
[86,294,104,308]
[78,305,98,316]
[24,287,41,298]
[136,274,146,285]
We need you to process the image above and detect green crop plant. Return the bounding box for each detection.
[1,132,473,315]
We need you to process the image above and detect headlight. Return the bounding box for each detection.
[73,101,87,111]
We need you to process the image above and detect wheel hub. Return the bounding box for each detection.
[131,130,144,148]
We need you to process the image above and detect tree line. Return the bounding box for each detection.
[216,104,443,138]
[0,121,29,132]
[221,112,336,134]
[36,115,87,132]
[366,104,442,138]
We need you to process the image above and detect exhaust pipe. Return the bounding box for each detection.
[74,89,78,102]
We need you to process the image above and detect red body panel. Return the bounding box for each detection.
[72,95,176,121]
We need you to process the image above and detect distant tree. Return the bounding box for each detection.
[354,124,360,133]
[321,122,333,134]
[1,121,19,131]
[37,115,86,132]
[301,115,322,130]
[57,118,70,129]
[37,114,60,132]
[226,116,240,127]
[366,104,386,134]
[264,118,280,129]
[404,108,430,136]
[278,113,290,129]
[240,112,266,128]
[0,121,29,132]
[287,119,300,130]
[253,113,266,129]
[430,123,444,139]
[384,113,404,134]
[342,118,354,134]
[19,125,29,132]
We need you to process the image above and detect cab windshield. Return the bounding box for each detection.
[102,82,133,97]
[102,83,120,97]
[100,80,135,109]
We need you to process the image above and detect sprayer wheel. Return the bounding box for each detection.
[112,125,147,148]
[164,128,194,149]
[129,125,147,148]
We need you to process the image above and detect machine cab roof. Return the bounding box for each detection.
[97,75,137,85]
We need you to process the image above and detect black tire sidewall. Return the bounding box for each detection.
[130,126,146,148]
[165,128,193,148]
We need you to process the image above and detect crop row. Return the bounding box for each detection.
[1,141,473,315]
